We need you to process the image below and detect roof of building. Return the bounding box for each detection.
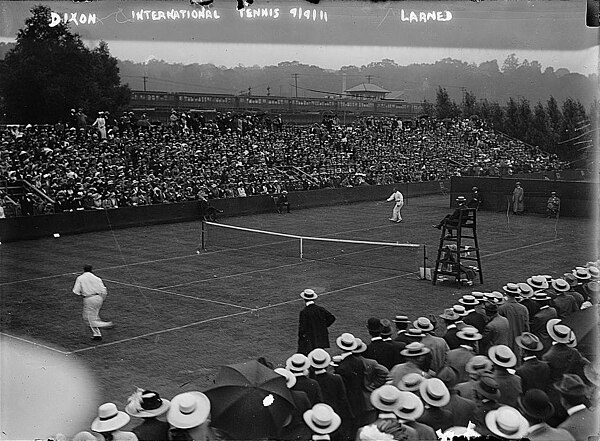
[344,83,390,94]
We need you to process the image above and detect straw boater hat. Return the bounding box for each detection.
[413,317,434,332]
[404,328,426,340]
[125,389,170,418]
[488,345,517,368]
[452,304,468,317]
[527,275,549,291]
[533,292,551,302]
[465,355,493,375]
[353,338,368,354]
[518,389,555,421]
[300,289,318,301]
[394,391,424,422]
[546,319,574,344]
[308,348,331,370]
[439,308,460,321]
[459,295,479,307]
[471,291,485,302]
[419,378,450,407]
[573,268,591,281]
[515,332,543,352]
[400,342,430,358]
[370,385,404,412]
[551,278,571,293]
[517,283,534,298]
[456,326,482,341]
[91,403,131,433]
[588,266,600,279]
[336,333,358,352]
[485,406,529,440]
[393,315,410,325]
[397,373,425,392]
[554,374,588,397]
[475,375,501,401]
[502,283,521,297]
[167,392,211,430]
[303,404,341,434]
[286,353,311,373]
[274,367,297,388]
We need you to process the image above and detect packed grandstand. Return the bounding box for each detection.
[0,111,567,217]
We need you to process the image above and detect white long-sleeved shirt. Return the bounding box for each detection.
[387,191,404,204]
[73,272,107,297]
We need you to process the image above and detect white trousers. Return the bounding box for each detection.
[82,295,112,336]
[391,202,403,221]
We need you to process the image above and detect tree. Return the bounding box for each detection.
[462,91,477,118]
[0,5,129,123]
[435,86,459,119]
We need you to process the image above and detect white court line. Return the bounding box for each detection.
[68,310,251,354]
[0,332,70,355]
[102,278,253,311]
[480,238,563,258]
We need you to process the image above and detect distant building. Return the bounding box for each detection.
[344,83,390,99]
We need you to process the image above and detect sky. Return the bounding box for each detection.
[0,0,598,74]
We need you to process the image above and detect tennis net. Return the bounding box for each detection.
[200,221,423,272]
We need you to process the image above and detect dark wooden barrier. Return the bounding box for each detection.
[450,176,598,217]
[0,181,446,242]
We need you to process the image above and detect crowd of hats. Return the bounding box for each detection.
[0,113,566,216]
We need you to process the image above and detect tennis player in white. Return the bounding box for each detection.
[73,264,113,340]
[386,188,404,222]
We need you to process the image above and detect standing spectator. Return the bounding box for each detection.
[439,308,462,350]
[275,190,290,214]
[20,192,35,216]
[417,378,453,432]
[518,389,575,441]
[531,292,558,353]
[546,191,560,218]
[166,392,220,440]
[91,403,138,441]
[390,343,432,385]
[297,289,336,355]
[303,404,341,441]
[484,406,529,440]
[460,295,487,334]
[385,187,404,223]
[542,320,588,383]
[92,112,107,140]
[512,181,525,214]
[515,332,552,393]
[275,367,312,441]
[480,303,510,354]
[488,345,522,408]
[125,389,170,441]
[286,353,323,406]
[414,317,449,372]
[551,279,579,319]
[556,374,600,441]
[471,375,502,437]
[446,326,481,383]
[393,315,412,345]
[380,319,405,367]
[455,355,494,401]
[72,264,114,341]
[394,391,436,441]
[467,186,482,210]
[499,283,530,361]
[437,366,476,428]
[364,318,396,370]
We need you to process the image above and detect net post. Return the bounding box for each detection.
[201,221,206,251]
[300,237,303,259]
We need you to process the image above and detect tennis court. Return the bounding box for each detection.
[0,194,594,406]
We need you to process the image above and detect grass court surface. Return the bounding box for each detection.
[0,194,594,410]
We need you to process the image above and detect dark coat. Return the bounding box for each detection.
[493,368,522,408]
[558,406,600,441]
[364,339,397,370]
[515,357,552,393]
[442,391,476,428]
[292,375,323,406]
[314,371,353,419]
[335,354,367,421]
[132,418,170,441]
[417,407,453,432]
[442,325,461,350]
[531,306,558,352]
[298,303,336,354]
[542,343,588,383]
[280,390,312,441]
[463,310,487,334]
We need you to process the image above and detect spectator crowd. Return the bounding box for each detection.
[44,261,599,440]
[0,111,566,217]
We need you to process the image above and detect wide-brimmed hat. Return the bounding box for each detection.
[397,373,425,392]
[380,319,393,337]
[475,375,501,401]
[515,332,543,352]
[404,328,426,340]
[465,356,493,375]
[488,345,517,368]
[554,374,588,396]
[125,389,171,418]
[533,292,551,302]
[419,378,450,407]
[303,404,341,435]
[573,268,591,280]
[274,367,297,388]
[370,385,403,412]
[394,392,424,422]
[286,353,311,373]
[353,338,368,354]
[527,276,549,291]
[456,196,467,203]
[308,348,331,370]
[91,403,131,432]
[400,342,430,357]
[452,305,468,317]
[471,291,485,301]
[167,392,211,429]
[367,317,383,333]
[413,317,434,332]
[436,366,458,389]
[485,406,529,440]
[551,278,571,292]
[300,289,318,300]
[517,389,555,420]
[517,283,534,298]
[336,333,358,352]
[456,326,482,341]
[459,295,479,307]
[502,283,521,297]
[588,266,599,279]
[439,308,460,321]
[393,315,410,325]
[546,319,573,344]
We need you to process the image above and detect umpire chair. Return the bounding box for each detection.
[432,207,483,286]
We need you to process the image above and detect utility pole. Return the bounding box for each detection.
[293,73,299,98]
[366,75,373,84]
[248,87,252,96]
[143,76,147,92]
[266,86,270,96]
